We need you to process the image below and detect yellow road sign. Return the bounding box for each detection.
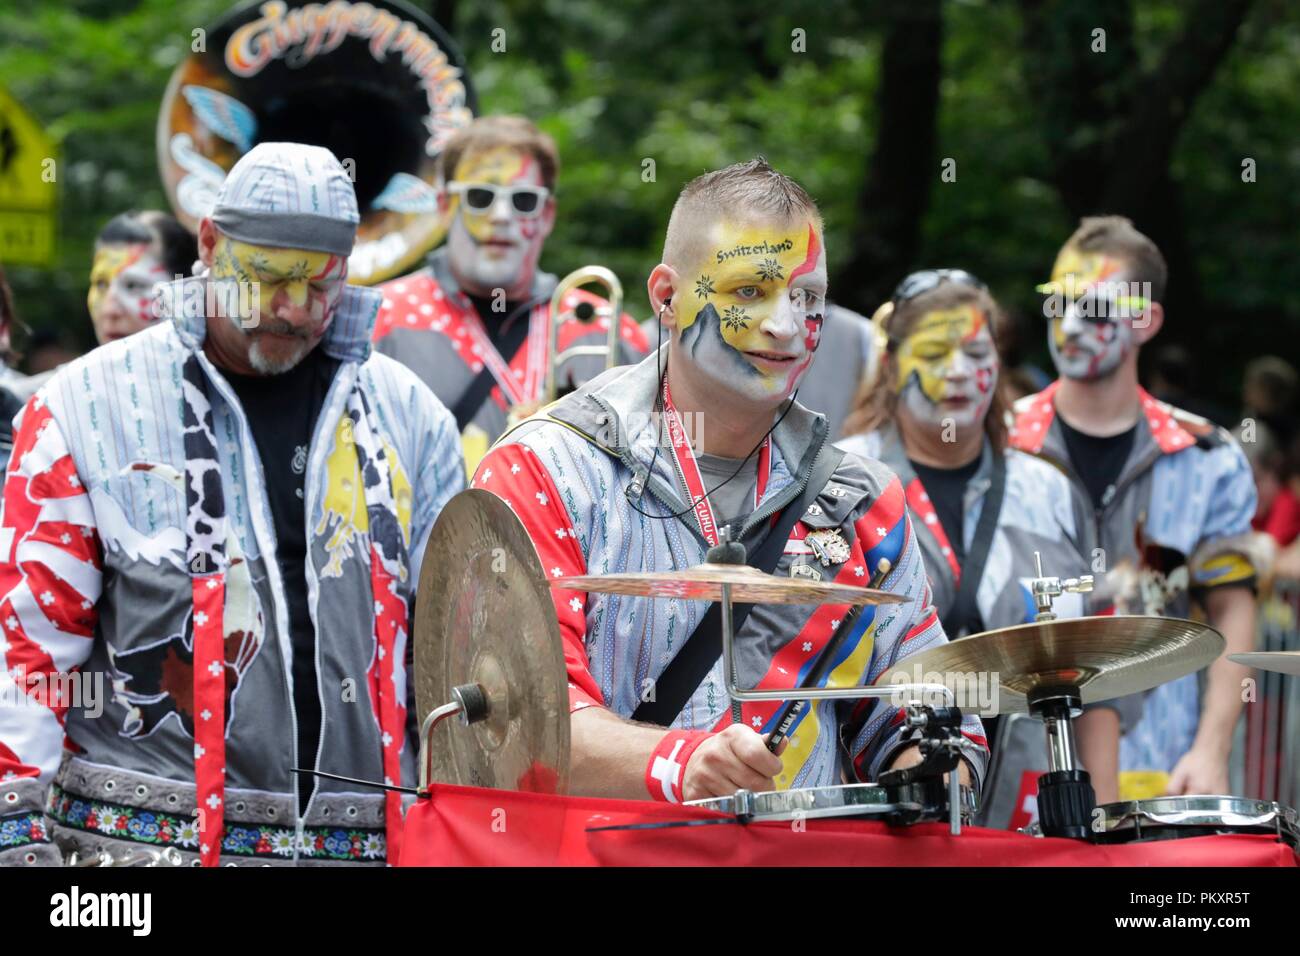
[0,85,59,265]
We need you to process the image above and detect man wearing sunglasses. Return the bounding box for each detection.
[1010,216,1259,803]
[373,116,649,475]
[469,159,987,805]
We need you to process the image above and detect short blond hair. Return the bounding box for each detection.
[1062,215,1167,302]
[438,115,560,191]
[663,158,822,269]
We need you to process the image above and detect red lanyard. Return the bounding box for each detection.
[458,299,549,407]
[661,378,771,547]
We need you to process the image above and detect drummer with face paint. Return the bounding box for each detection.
[838,272,1095,810]
[472,160,988,805]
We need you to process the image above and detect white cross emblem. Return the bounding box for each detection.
[649,739,689,803]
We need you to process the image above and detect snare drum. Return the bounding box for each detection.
[685,781,978,826]
[1026,795,1300,848]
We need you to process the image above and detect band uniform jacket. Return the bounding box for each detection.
[1010,382,1258,780]
[0,278,464,865]
[470,351,989,795]
[373,249,650,475]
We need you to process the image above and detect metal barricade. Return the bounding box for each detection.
[1234,580,1300,806]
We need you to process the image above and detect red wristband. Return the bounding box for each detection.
[645,730,711,803]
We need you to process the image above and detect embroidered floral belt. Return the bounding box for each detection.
[47,783,388,863]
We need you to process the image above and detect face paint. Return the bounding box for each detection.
[209,236,346,374]
[87,244,171,344]
[676,220,827,404]
[445,146,550,299]
[895,304,998,431]
[1040,249,1137,381]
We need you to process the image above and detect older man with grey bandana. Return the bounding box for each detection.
[0,142,463,866]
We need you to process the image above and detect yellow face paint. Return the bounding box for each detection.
[450,147,534,242]
[1037,246,1122,298]
[677,219,825,401]
[895,305,988,403]
[210,236,345,310]
[87,244,148,318]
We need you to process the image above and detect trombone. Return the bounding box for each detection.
[542,265,624,406]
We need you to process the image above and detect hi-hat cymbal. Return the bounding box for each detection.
[1230,651,1300,677]
[413,489,569,793]
[552,563,909,606]
[879,615,1224,713]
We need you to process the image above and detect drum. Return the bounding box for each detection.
[685,781,978,826]
[1027,795,1300,848]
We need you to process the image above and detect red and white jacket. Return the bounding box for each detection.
[470,353,988,800]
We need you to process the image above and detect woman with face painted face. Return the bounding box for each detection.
[87,210,196,345]
[839,272,1099,818]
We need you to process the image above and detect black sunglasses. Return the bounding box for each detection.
[891,269,987,306]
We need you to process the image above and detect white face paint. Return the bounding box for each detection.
[674,218,828,407]
[895,304,999,433]
[1042,255,1143,382]
[445,147,552,300]
[87,244,171,344]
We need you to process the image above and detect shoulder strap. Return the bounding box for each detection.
[631,445,847,726]
[941,451,1007,638]
[449,300,542,430]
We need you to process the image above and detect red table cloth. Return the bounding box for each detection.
[399,783,1298,867]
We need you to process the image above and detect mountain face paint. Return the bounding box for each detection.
[209,236,346,374]
[87,244,171,344]
[677,219,827,404]
[895,304,998,431]
[1041,249,1137,381]
[446,146,549,298]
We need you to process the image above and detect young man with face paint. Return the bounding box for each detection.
[1010,216,1259,801]
[472,160,987,804]
[87,211,196,346]
[838,272,1098,814]
[0,143,464,866]
[373,115,649,475]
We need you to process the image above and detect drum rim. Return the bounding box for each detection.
[1095,794,1300,833]
[684,781,978,822]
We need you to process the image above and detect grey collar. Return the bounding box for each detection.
[545,347,828,514]
[159,275,381,365]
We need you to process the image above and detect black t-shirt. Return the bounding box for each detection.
[1058,417,1138,510]
[223,347,340,812]
[467,294,527,347]
[909,456,981,565]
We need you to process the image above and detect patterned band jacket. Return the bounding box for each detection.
[837,424,1090,635]
[0,278,464,866]
[372,249,650,476]
[470,350,989,800]
[1010,382,1258,779]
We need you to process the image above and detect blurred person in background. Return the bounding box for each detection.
[0,266,24,468]
[1237,421,1300,550]
[1242,356,1298,451]
[1012,215,1258,800]
[1145,342,1233,429]
[372,115,648,475]
[87,209,196,346]
[837,270,1102,807]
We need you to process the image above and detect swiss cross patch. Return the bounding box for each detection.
[1007,771,1040,831]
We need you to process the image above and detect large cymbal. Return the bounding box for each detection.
[413,489,569,793]
[1230,651,1300,677]
[879,615,1224,713]
[552,563,909,606]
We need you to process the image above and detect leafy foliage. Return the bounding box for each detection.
[0,0,1295,403]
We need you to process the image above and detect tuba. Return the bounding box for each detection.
[156,0,476,285]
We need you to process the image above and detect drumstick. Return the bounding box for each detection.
[765,557,891,753]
